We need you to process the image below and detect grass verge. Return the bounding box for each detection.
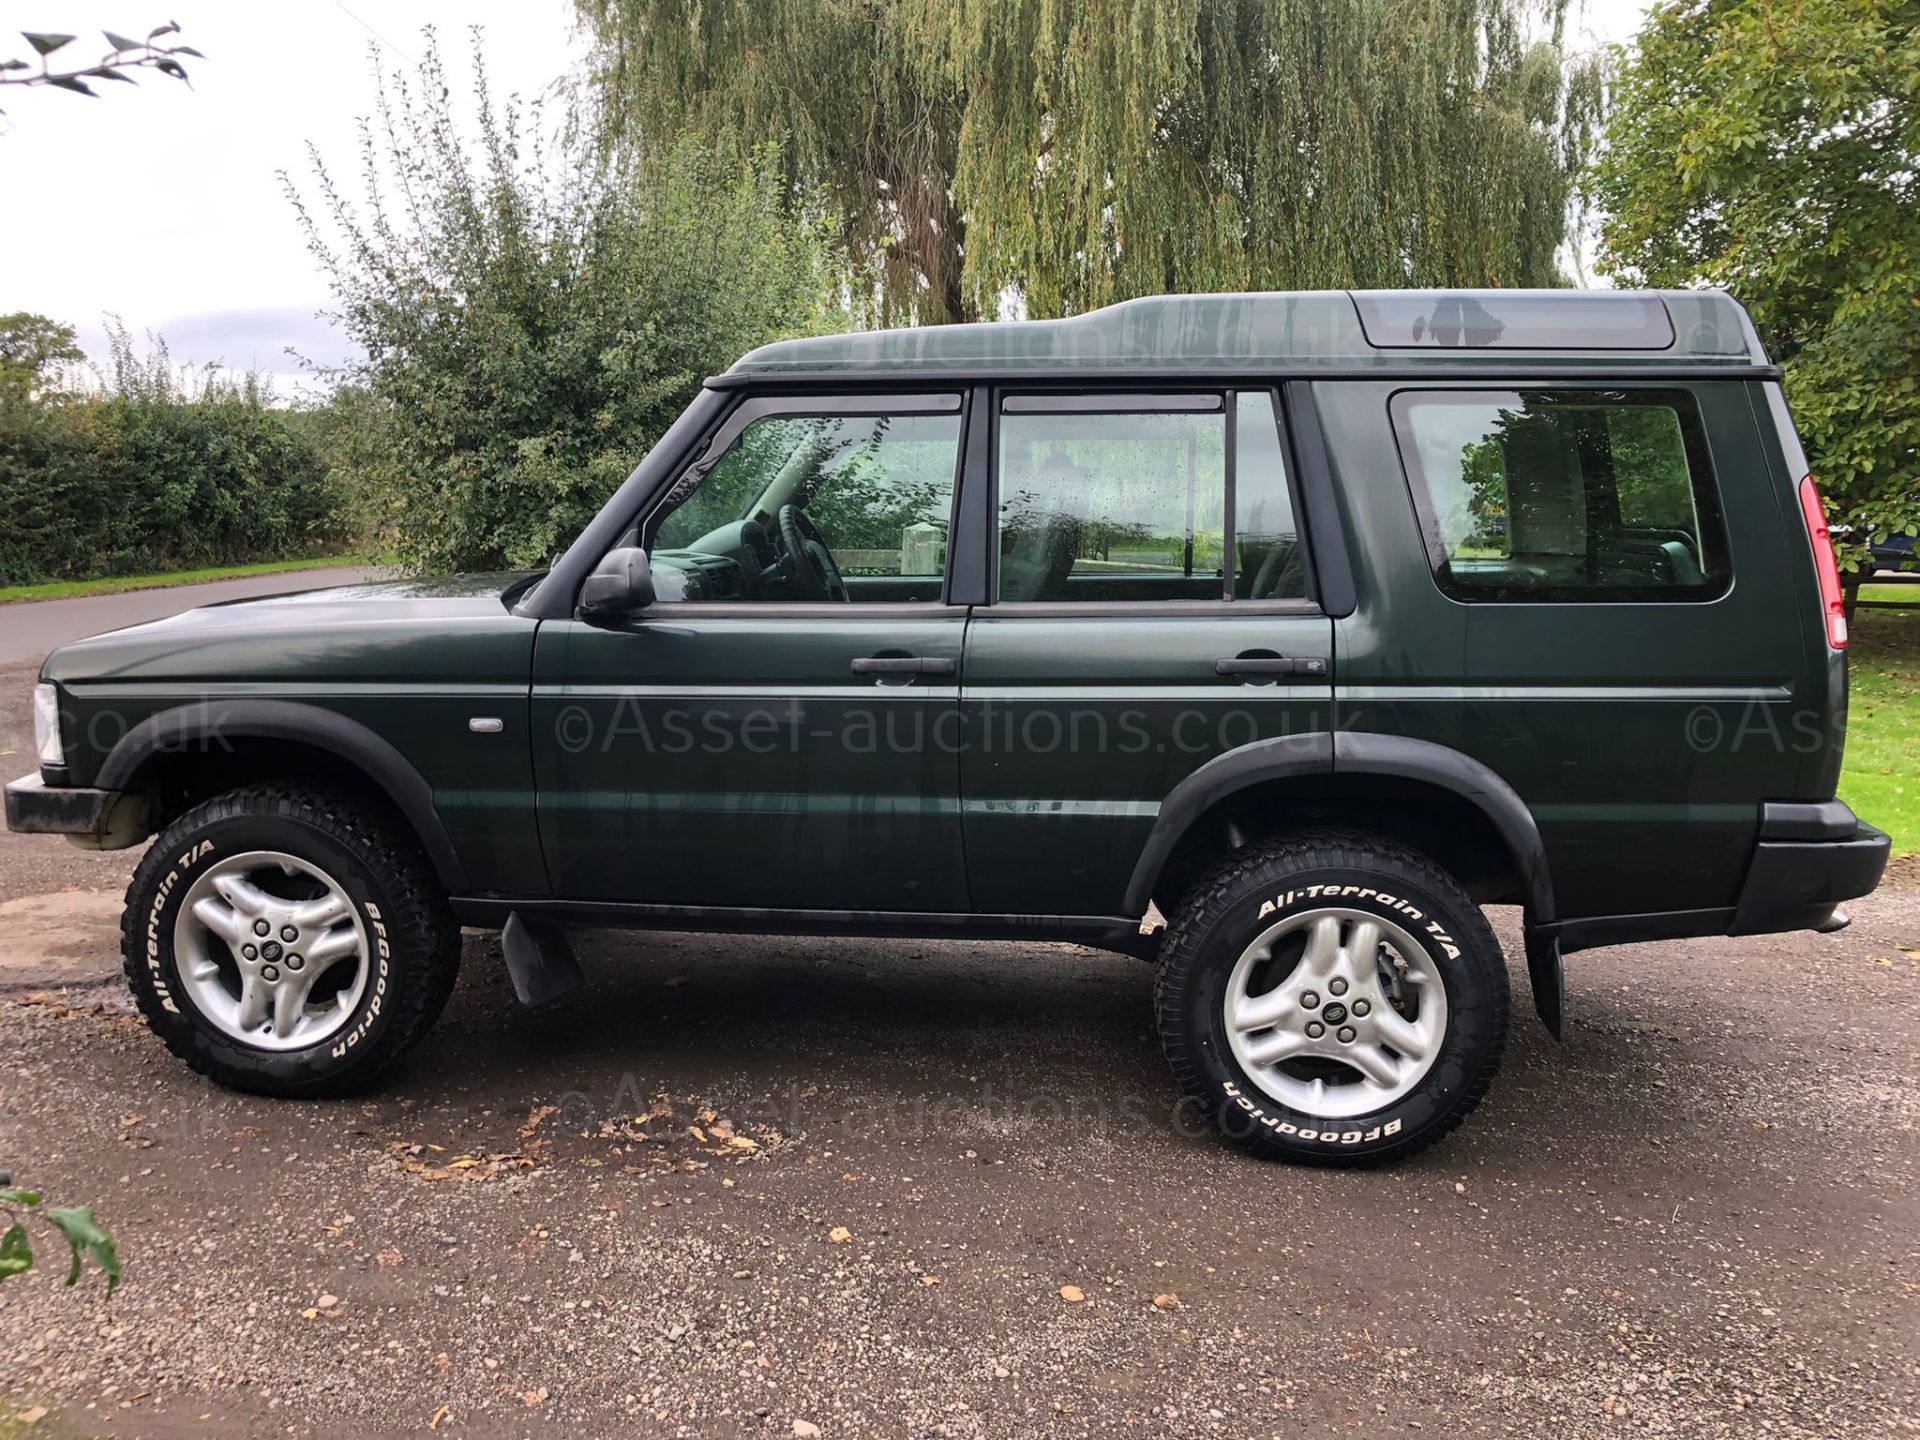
[0,556,367,605]
[1841,607,1919,857]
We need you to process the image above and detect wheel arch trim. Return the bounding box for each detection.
[1121,731,1554,924]
[95,698,467,892]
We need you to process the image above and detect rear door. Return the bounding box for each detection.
[959,387,1335,917]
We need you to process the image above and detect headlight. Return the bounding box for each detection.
[33,683,64,768]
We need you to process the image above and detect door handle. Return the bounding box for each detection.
[851,656,957,677]
[1215,656,1329,679]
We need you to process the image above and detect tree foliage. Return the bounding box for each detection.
[0,313,84,401]
[1591,0,1920,574]
[576,0,1604,322]
[286,28,841,573]
[1,22,201,109]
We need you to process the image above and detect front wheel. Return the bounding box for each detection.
[121,784,461,1097]
[1155,830,1509,1165]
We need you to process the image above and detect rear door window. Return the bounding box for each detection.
[994,391,1307,603]
[1389,388,1729,601]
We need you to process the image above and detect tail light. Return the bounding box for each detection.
[1797,475,1848,650]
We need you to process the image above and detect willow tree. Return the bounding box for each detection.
[576,0,1603,321]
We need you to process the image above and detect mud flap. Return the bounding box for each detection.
[502,912,586,1007]
[1523,926,1564,1039]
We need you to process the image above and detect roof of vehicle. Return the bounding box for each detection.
[725,289,1769,377]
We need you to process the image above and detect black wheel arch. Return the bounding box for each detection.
[1124,731,1555,927]
[96,698,466,892]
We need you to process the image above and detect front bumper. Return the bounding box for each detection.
[5,772,149,849]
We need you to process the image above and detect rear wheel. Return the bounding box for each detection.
[122,784,460,1097]
[1156,830,1508,1165]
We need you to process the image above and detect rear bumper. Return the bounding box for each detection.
[1730,813,1890,936]
[1547,800,1890,953]
[5,772,149,848]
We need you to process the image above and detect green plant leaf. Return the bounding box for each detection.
[23,31,77,56]
[102,30,143,52]
[0,1188,45,1206]
[0,1223,32,1280]
[45,75,96,96]
[43,1206,121,1294]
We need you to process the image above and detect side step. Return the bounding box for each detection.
[501,912,587,1006]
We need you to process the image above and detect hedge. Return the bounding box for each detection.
[0,391,348,586]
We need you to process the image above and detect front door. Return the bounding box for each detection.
[959,388,1336,917]
[532,391,970,912]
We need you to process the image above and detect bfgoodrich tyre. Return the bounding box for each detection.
[1156,830,1508,1166]
[121,784,460,1097]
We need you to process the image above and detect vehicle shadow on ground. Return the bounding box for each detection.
[368,927,1690,1178]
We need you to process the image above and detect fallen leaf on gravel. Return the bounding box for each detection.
[395,1149,540,1184]
[828,1226,853,1244]
[920,1275,942,1286]
[688,1126,709,1144]
[519,1388,548,1407]
[427,1403,450,1430]
[1152,1293,1180,1310]
[431,1353,451,1372]
[301,1308,319,1321]
[376,1249,404,1268]
[726,1135,760,1151]
[519,1105,559,1139]
[1059,1285,1085,1303]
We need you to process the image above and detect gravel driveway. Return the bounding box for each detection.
[0,604,1915,1439]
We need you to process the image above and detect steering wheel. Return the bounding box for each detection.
[776,504,849,602]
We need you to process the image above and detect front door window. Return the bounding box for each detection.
[649,401,963,603]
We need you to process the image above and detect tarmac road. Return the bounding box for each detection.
[0,577,1915,1438]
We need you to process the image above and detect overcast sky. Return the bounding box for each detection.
[3,1,1651,394]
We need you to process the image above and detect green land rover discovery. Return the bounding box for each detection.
[6,289,1890,1164]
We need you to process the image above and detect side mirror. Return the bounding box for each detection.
[578,546,655,622]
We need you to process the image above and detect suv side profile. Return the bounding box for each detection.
[7,289,1889,1165]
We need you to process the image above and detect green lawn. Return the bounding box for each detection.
[1857,580,1920,606]
[1841,605,1920,857]
[0,556,366,605]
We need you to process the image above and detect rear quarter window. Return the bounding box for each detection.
[1389,387,1730,603]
